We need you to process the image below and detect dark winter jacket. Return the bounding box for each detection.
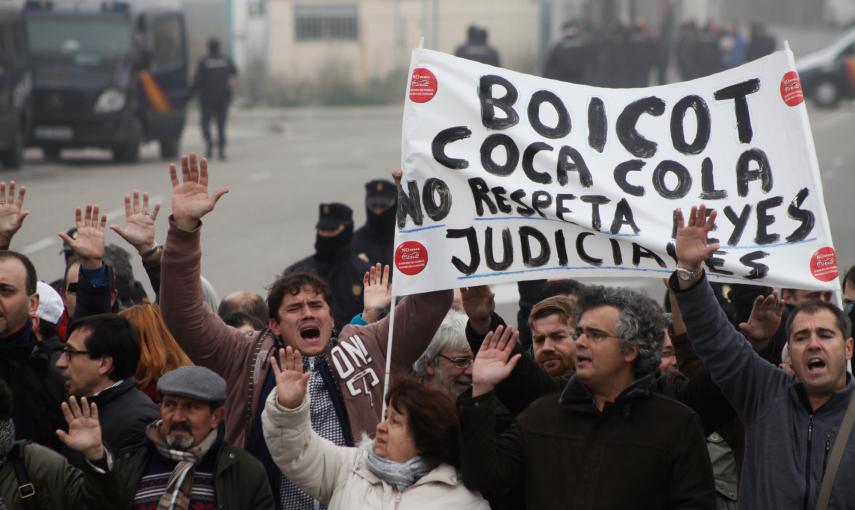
[672,274,855,510]
[89,379,158,455]
[87,439,273,510]
[458,375,716,510]
[0,323,65,452]
[0,442,102,509]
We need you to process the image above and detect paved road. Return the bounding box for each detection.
[2,101,854,305]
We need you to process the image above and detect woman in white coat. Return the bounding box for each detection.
[262,346,489,510]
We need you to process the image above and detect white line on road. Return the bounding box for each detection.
[20,195,164,256]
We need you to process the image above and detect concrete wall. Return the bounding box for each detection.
[266,0,541,86]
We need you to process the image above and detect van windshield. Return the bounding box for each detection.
[26,16,132,59]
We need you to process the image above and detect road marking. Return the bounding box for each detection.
[21,237,58,255]
[20,195,164,256]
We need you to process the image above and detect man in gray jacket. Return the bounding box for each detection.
[671,204,854,510]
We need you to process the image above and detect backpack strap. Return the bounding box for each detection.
[8,440,37,510]
[815,390,855,510]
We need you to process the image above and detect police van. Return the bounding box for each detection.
[0,8,32,169]
[24,0,188,162]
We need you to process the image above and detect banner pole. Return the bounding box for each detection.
[381,294,398,419]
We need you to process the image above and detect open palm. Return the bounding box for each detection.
[56,397,104,461]
[674,205,720,269]
[170,154,228,230]
[472,325,521,396]
[111,190,160,251]
[0,181,28,242]
[271,346,310,409]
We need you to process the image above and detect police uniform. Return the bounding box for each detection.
[352,179,396,269]
[192,44,237,160]
[286,203,371,331]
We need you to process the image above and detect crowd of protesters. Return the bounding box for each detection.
[538,18,777,88]
[1,145,854,510]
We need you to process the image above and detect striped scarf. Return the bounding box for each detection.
[145,420,218,510]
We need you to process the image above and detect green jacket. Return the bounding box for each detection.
[0,442,101,510]
[90,441,274,510]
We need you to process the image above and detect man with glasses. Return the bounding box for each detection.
[413,311,475,398]
[56,313,158,464]
[457,285,716,510]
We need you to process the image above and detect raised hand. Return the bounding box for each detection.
[472,325,521,397]
[170,153,228,231]
[58,204,106,269]
[0,181,28,248]
[461,286,496,334]
[362,263,391,323]
[739,292,784,347]
[674,205,720,272]
[110,190,161,255]
[56,396,105,461]
[270,346,310,409]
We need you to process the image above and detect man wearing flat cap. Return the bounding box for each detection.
[88,365,274,509]
[353,179,397,269]
[285,202,370,330]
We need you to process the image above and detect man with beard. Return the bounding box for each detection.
[529,296,576,377]
[413,311,474,398]
[353,179,396,269]
[87,365,273,509]
[286,203,370,330]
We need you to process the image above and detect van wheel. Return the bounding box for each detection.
[43,146,61,162]
[0,132,23,169]
[159,138,179,160]
[814,81,839,108]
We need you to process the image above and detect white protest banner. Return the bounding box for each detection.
[392,46,837,296]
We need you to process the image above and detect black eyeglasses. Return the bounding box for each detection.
[572,327,621,343]
[437,354,474,369]
[60,345,90,358]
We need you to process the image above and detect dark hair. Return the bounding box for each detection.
[208,38,221,54]
[845,266,855,289]
[576,286,666,379]
[104,244,135,306]
[64,255,80,288]
[223,311,265,331]
[0,250,38,295]
[0,379,12,420]
[386,376,459,468]
[218,292,269,325]
[786,301,852,340]
[69,314,141,381]
[539,279,585,301]
[38,319,59,340]
[267,270,332,321]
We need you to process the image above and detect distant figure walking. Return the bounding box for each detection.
[455,25,501,67]
[192,38,237,160]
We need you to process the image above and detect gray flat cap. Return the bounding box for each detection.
[157,366,227,403]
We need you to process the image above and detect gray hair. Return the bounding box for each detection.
[575,286,666,379]
[413,311,470,377]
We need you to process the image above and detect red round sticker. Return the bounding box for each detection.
[780,71,804,107]
[395,241,428,276]
[810,247,838,282]
[409,68,437,103]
